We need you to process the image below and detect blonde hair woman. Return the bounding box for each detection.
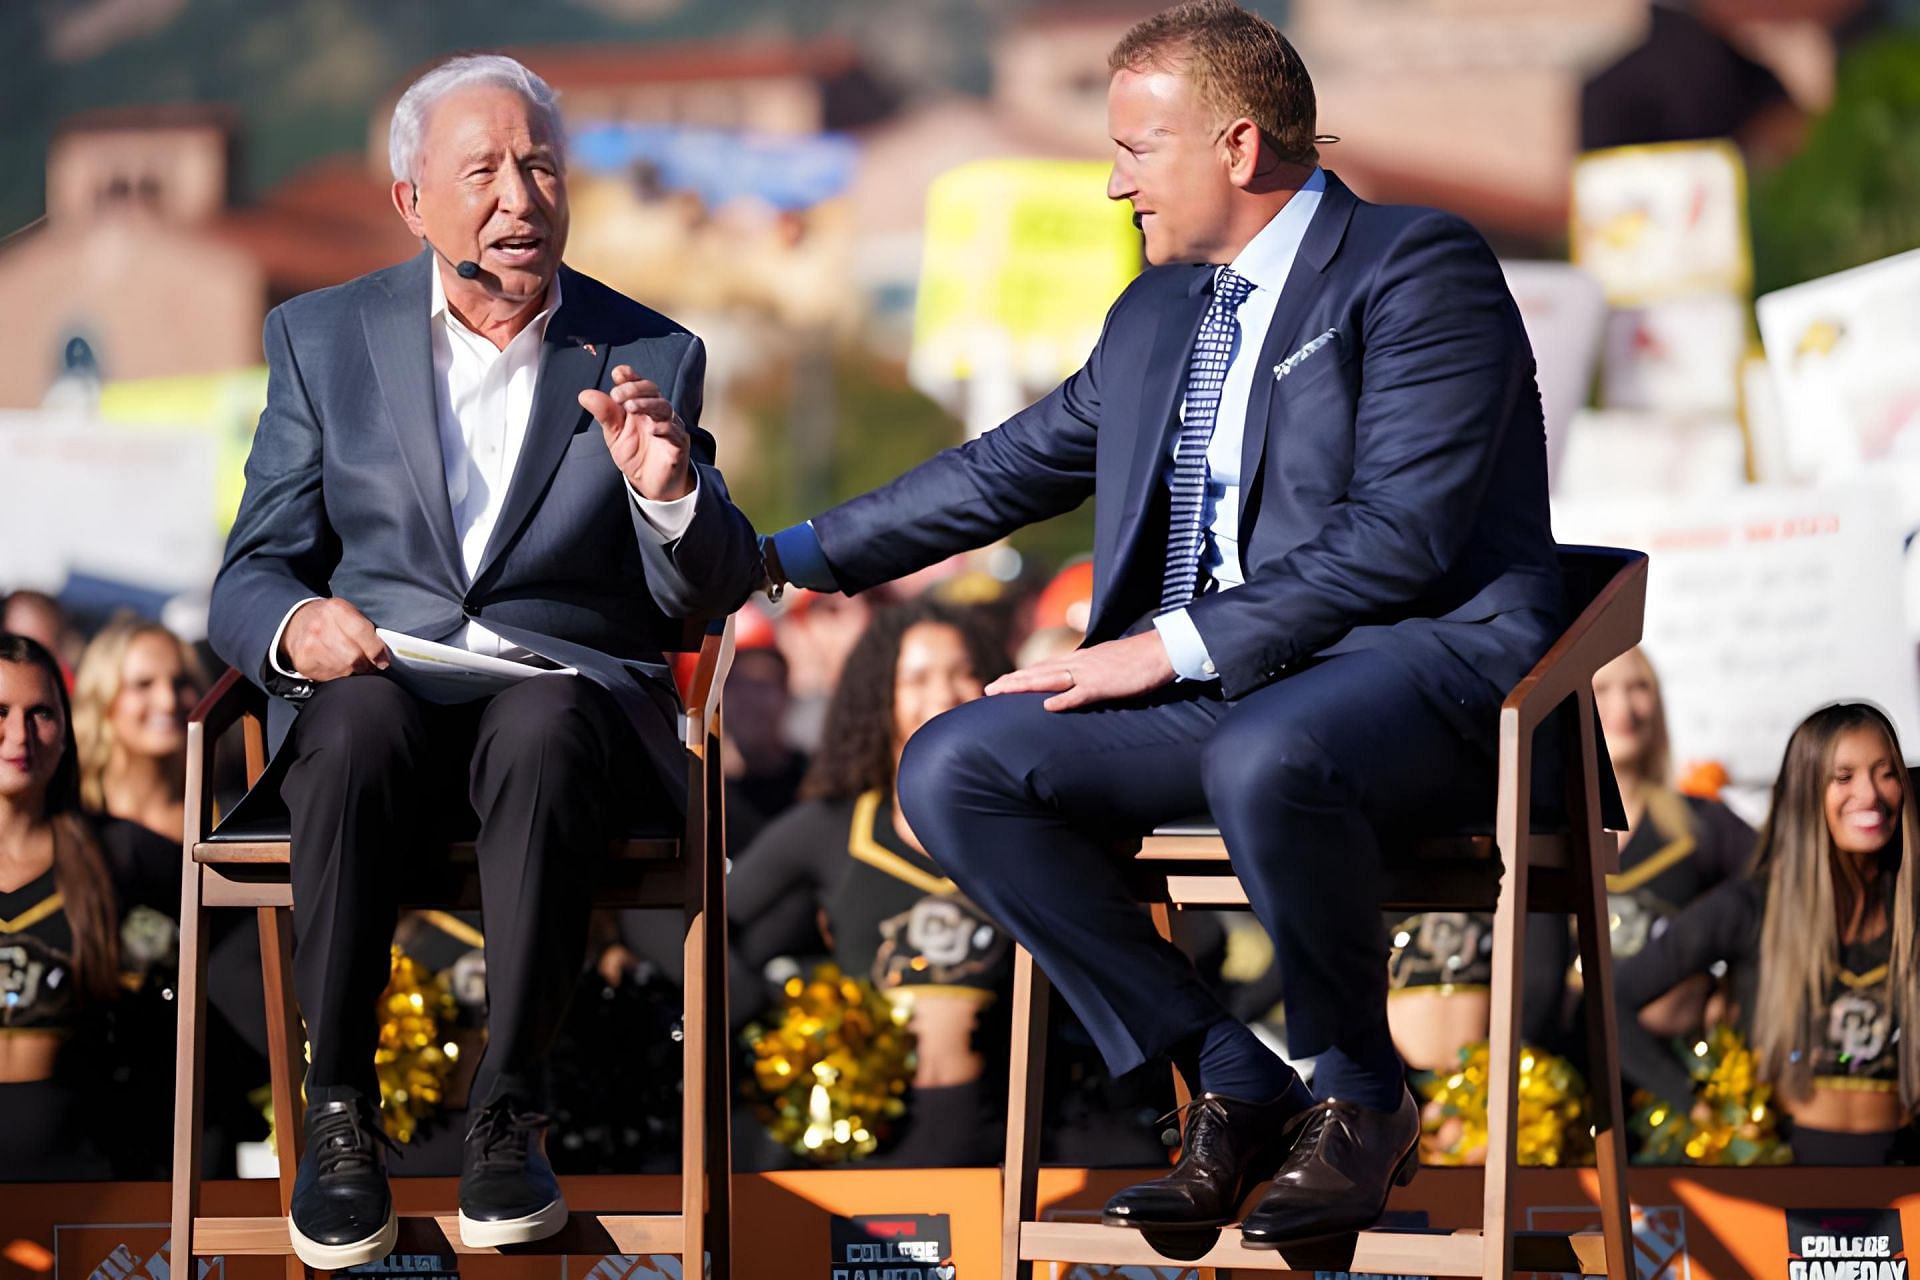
[1617,702,1920,1164]
[1591,647,1753,1037]
[72,618,204,841]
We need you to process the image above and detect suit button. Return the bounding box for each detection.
[462,604,478,617]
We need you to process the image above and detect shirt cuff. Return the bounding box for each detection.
[628,474,700,542]
[1152,609,1219,682]
[269,598,323,679]
[769,521,840,592]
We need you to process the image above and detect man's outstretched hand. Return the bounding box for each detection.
[984,630,1175,712]
[580,364,694,502]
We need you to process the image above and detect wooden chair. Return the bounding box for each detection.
[1002,547,1648,1279]
[171,618,737,1279]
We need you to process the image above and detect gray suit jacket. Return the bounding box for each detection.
[208,253,761,798]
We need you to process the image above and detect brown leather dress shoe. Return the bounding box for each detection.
[1237,1086,1420,1247]
[1101,1082,1312,1231]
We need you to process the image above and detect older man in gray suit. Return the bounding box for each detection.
[208,54,759,1267]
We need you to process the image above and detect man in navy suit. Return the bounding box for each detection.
[763,0,1561,1243]
[209,55,759,1267]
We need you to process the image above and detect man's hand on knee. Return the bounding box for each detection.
[985,630,1174,712]
[282,598,391,682]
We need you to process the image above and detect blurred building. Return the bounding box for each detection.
[0,107,412,408]
[363,36,891,175]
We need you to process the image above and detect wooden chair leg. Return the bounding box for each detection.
[681,728,728,1279]
[1482,710,1534,1280]
[171,862,209,1278]
[1568,694,1633,1280]
[1002,945,1050,1280]
[704,727,733,1280]
[682,892,710,1276]
[258,906,308,1280]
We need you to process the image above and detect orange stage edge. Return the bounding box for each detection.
[4,1168,1918,1279]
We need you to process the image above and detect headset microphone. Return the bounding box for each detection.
[424,236,482,280]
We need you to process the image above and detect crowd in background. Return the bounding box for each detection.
[4,547,1916,1181]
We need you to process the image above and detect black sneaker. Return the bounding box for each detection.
[288,1096,398,1270]
[457,1098,568,1248]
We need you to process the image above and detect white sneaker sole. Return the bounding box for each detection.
[288,1207,398,1270]
[458,1197,569,1248]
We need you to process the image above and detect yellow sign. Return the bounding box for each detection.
[912,160,1140,384]
[97,366,267,532]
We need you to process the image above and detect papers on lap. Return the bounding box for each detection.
[374,628,575,703]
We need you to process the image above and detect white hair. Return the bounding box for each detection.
[388,54,565,184]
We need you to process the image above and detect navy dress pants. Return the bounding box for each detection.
[898,645,1499,1078]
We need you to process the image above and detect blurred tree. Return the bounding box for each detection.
[1750,31,1920,295]
[731,347,1095,584]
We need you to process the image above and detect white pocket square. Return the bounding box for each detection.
[1273,328,1338,380]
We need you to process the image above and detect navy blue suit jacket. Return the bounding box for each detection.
[806,172,1561,735]
[208,254,762,794]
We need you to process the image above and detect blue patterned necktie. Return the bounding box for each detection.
[1160,266,1255,613]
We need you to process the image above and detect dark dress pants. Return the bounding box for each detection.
[897,645,1499,1079]
[279,671,664,1107]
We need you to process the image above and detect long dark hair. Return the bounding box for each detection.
[0,633,121,1002]
[800,600,1013,803]
[1751,702,1918,1110]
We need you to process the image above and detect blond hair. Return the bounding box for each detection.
[1109,0,1321,166]
[72,617,204,813]
[1750,703,1920,1112]
[1609,645,1673,789]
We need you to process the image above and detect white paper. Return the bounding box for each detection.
[374,629,575,704]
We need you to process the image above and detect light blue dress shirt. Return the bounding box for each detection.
[1151,169,1325,681]
[771,170,1327,683]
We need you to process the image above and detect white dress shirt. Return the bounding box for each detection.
[1152,168,1326,681]
[270,264,698,679]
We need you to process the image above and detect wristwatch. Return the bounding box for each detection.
[758,535,786,604]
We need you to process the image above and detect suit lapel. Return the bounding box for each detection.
[363,253,465,588]
[474,266,611,583]
[1110,276,1211,590]
[1238,172,1358,516]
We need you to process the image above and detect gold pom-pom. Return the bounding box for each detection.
[1418,1041,1593,1167]
[742,963,915,1164]
[373,945,458,1144]
[1629,1024,1789,1166]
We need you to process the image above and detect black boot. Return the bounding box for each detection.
[1239,1086,1421,1247]
[458,1097,568,1247]
[288,1095,397,1270]
[1101,1080,1312,1230]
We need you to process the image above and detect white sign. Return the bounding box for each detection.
[1501,261,1606,488]
[1555,409,1747,500]
[0,412,220,596]
[1571,141,1751,305]
[1600,293,1747,416]
[1554,480,1920,785]
[1756,247,1920,481]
